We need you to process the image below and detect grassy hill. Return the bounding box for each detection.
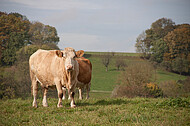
[85,52,187,98]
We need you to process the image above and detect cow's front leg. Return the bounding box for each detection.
[70,91,76,108]
[62,87,66,100]
[42,88,48,107]
[32,80,38,108]
[56,82,63,107]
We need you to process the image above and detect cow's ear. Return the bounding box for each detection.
[76,50,84,58]
[56,50,63,57]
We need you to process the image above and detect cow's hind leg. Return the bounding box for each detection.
[86,82,91,99]
[32,79,38,108]
[79,88,83,100]
[42,87,48,107]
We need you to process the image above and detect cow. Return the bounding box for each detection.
[29,47,82,108]
[63,50,92,100]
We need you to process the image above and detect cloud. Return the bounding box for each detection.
[43,9,79,25]
[9,0,102,10]
[58,33,100,51]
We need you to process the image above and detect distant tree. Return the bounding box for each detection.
[115,58,126,71]
[164,24,190,74]
[102,52,112,72]
[150,38,168,63]
[111,51,115,56]
[135,31,151,59]
[29,22,59,45]
[172,57,189,77]
[142,18,175,62]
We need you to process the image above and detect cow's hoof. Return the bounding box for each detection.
[43,104,48,107]
[71,104,76,108]
[79,97,82,100]
[32,104,38,108]
[33,102,38,108]
[57,104,63,108]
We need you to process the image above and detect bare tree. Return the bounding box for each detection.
[102,52,112,72]
[115,58,126,71]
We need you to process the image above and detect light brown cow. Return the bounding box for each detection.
[29,47,82,108]
[63,50,92,100]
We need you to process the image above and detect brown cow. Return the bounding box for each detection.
[63,50,92,100]
[29,47,82,108]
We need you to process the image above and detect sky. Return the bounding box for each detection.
[0,0,190,52]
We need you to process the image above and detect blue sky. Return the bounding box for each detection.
[0,0,190,52]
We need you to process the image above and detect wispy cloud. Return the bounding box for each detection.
[58,33,100,51]
[9,0,103,10]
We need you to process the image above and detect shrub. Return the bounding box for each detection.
[145,82,163,98]
[183,77,190,93]
[159,80,182,97]
[112,62,154,98]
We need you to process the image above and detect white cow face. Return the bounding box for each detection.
[64,50,76,71]
[56,48,84,72]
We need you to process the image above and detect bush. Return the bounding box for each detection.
[183,77,190,93]
[159,80,182,97]
[112,62,154,98]
[145,82,163,98]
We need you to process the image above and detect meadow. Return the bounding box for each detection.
[0,52,189,125]
[0,97,189,125]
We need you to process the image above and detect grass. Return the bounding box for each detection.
[156,70,187,83]
[0,97,189,125]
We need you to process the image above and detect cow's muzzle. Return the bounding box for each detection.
[66,65,73,71]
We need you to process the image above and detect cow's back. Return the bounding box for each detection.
[29,49,65,87]
[77,57,92,85]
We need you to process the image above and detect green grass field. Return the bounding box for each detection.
[0,97,189,125]
[86,52,187,93]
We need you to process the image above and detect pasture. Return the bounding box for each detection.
[0,97,189,125]
[0,52,189,125]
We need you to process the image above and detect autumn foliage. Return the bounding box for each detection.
[135,18,190,75]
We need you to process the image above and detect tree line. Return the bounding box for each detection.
[0,11,60,99]
[135,18,190,75]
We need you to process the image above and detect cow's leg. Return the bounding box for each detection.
[62,87,66,100]
[55,82,63,107]
[68,89,71,100]
[70,91,76,108]
[86,83,91,99]
[42,88,48,107]
[32,80,38,108]
[79,88,83,100]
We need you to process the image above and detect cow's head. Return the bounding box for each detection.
[56,48,84,71]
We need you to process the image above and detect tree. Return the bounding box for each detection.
[142,18,175,62]
[150,38,168,63]
[115,57,126,71]
[0,12,30,65]
[135,31,151,59]
[102,52,112,72]
[29,22,59,45]
[164,24,190,73]
[172,57,189,76]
